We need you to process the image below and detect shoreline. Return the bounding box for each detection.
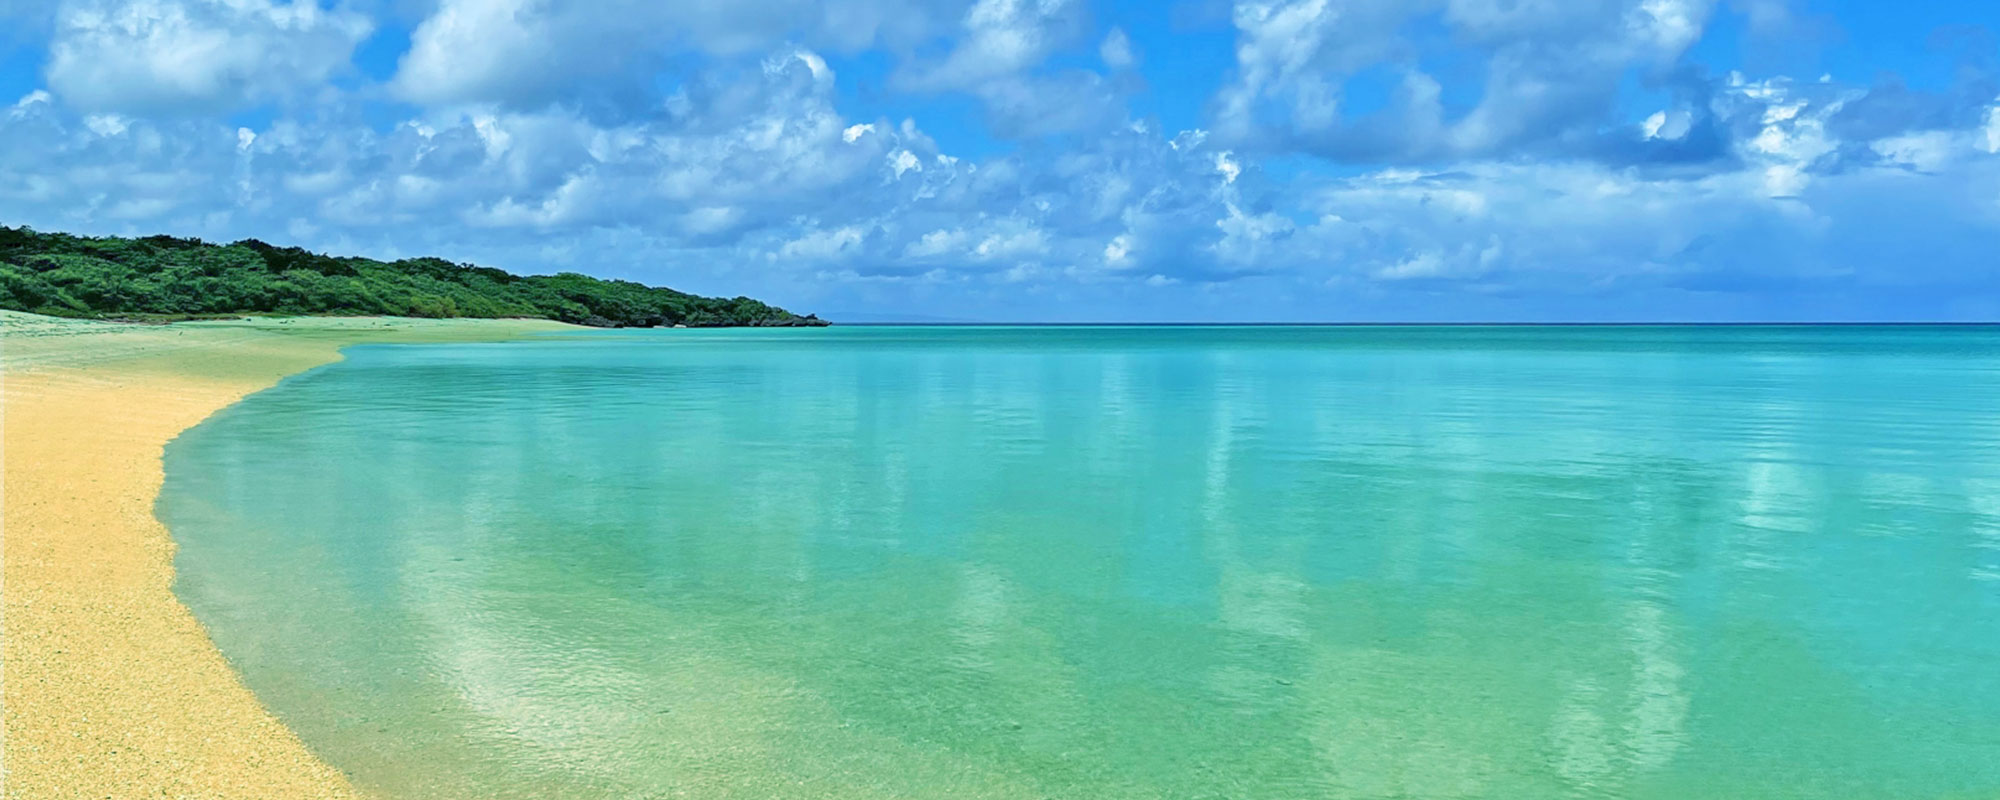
[1,312,577,798]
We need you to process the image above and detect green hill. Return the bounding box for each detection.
[0,226,826,328]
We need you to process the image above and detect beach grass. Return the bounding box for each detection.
[1,311,576,799]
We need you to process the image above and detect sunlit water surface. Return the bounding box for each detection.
[162,326,2000,798]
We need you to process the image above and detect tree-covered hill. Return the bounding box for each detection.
[0,226,826,328]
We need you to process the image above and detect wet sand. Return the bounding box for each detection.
[2,312,576,799]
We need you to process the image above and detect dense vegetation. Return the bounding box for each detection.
[0,226,825,327]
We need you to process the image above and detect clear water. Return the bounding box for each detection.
[161,326,2000,799]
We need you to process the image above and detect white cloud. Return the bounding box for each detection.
[1375,250,1447,280]
[1627,0,1706,60]
[7,6,2000,321]
[1099,27,1135,69]
[391,0,958,108]
[905,228,970,258]
[1984,102,2000,155]
[1872,131,1955,173]
[1214,203,1292,261]
[789,49,833,82]
[6,87,1998,319]
[1216,0,1720,161]
[1215,152,1241,184]
[1726,77,1848,197]
[1103,234,1134,267]
[678,206,746,237]
[47,0,371,113]
[1761,164,1807,198]
[888,149,924,178]
[84,114,129,137]
[902,0,1081,91]
[778,225,868,261]
[972,226,1048,260]
[1642,108,1691,140]
[884,0,1123,139]
[391,0,548,106]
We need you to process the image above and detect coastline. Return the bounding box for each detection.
[1,312,577,799]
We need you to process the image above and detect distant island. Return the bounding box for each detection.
[0,226,826,328]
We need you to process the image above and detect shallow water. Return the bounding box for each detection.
[162,326,2000,798]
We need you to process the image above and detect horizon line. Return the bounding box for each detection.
[822,321,2000,327]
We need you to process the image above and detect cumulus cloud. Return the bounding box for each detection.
[6,0,2000,320]
[45,0,372,114]
[899,0,1086,91]
[1214,0,1719,163]
[8,64,2000,319]
[776,225,869,262]
[391,0,965,109]
[10,46,902,249]
[888,0,1129,138]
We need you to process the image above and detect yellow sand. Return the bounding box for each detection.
[2,312,577,799]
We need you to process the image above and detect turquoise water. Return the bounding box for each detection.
[161,326,2000,799]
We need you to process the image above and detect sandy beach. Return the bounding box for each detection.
[2,312,575,799]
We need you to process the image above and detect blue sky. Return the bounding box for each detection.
[1,0,1996,322]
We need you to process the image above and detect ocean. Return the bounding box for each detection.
[160,325,2000,798]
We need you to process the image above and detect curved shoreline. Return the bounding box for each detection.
[1,313,576,798]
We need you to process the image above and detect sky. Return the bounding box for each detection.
[0,0,1997,322]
